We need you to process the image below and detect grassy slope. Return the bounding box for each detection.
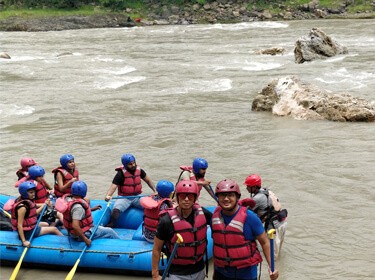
[0,0,374,21]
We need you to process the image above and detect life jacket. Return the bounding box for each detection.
[179,165,204,194]
[15,177,49,203]
[142,195,172,232]
[166,204,207,265]
[255,189,286,229]
[61,195,93,235]
[16,168,28,180]
[115,166,142,196]
[212,206,262,269]
[10,198,38,231]
[52,167,79,197]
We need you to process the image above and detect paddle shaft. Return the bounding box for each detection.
[267,229,276,272]
[10,204,48,280]
[208,185,218,202]
[111,195,146,200]
[161,233,183,280]
[65,201,111,280]
[0,207,11,218]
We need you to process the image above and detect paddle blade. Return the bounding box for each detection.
[65,259,80,280]
[9,247,28,280]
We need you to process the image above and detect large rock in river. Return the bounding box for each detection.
[294,28,348,64]
[252,76,375,122]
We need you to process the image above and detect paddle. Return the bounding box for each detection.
[65,201,111,280]
[208,185,218,202]
[0,207,11,218]
[111,195,146,200]
[267,229,276,272]
[10,204,47,280]
[161,233,183,280]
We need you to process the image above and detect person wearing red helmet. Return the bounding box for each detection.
[243,174,288,260]
[16,157,37,180]
[151,180,212,280]
[177,157,216,201]
[212,179,279,280]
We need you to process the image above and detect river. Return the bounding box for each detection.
[0,19,374,279]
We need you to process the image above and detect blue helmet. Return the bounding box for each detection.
[192,157,208,174]
[121,153,136,166]
[156,180,174,198]
[28,165,45,179]
[71,181,87,198]
[19,181,36,199]
[60,154,74,169]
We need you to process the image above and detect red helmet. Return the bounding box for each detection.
[175,180,199,196]
[215,179,241,196]
[243,174,261,187]
[20,157,37,170]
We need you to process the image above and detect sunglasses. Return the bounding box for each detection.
[217,193,237,199]
[178,193,195,200]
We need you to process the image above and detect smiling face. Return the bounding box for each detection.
[217,192,239,213]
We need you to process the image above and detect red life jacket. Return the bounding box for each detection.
[179,165,204,194]
[62,195,93,235]
[115,166,142,196]
[143,195,172,232]
[15,177,49,203]
[212,206,262,269]
[166,204,207,265]
[11,198,38,231]
[52,167,79,197]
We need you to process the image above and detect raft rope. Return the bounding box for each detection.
[1,242,153,255]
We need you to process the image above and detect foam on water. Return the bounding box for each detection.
[93,66,137,75]
[242,61,283,71]
[95,76,146,89]
[0,104,35,118]
[200,21,288,31]
[316,67,374,90]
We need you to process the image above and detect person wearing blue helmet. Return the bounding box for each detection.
[15,165,52,203]
[178,157,216,201]
[9,181,63,247]
[52,154,79,197]
[140,180,174,242]
[105,153,156,228]
[59,181,119,246]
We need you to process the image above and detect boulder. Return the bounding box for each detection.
[294,27,348,64]
[256,47,286,55]
[0,51,10,59]
[252,76,375,122]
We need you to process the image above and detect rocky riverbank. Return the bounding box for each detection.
[0,1,374,31]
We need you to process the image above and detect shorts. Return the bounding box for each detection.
[165,269,205,280]
[113,197,142,213]
[23,226,41,240]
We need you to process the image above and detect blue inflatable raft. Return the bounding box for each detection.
[0,194,214,275]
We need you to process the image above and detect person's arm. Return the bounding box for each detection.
[151,236,164,280]
[143,175,156,193]
[72,219,91,246]
[16,206,29,247]
[39,177,52,190]
[56,172,76,192]
[257,232,279,280]
[105,183,118,201]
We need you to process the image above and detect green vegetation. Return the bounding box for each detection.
[0,0,374,21]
